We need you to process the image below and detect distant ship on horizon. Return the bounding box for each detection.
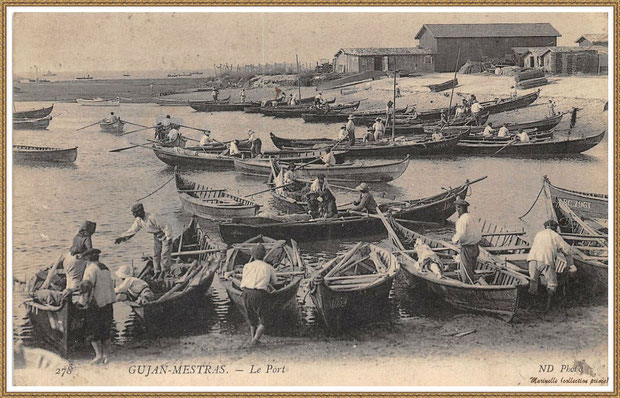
[43,70,56,77]
[123,73,131,77]
[76,74,93,80]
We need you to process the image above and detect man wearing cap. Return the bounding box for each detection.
[240,244,278,347]
[372,118,385,141]
[115,203,173,279]
[451,199,482,284]
[510,85,518,100]
[200,130,214,146]
[307,175,330,218]
[351,183,377,214]
[470,99,482,125]
[239,88,246,103]
[482,123,495,138]
[338,125,348,141]
[321,147,336,166]
[106,112,119,124]
[80,248,115,364]
[527,220,574,312]
[114,265,155,305]
[345,115,356,146]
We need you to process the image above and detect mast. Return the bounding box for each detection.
[447,48,461,123]
[392,57,396,141]
[296,54,302,103]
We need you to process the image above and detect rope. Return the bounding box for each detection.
[518,184,544,220]
[135,175,175,202]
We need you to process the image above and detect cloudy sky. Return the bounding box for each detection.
[12,10,608,74]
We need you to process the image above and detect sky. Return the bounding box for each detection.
[12,10,609,75]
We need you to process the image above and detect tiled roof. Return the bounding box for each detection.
[335,48,435,57]
[513,47,549,56]
[541,46,599,56]
[575,34,608,45]
[415,23,561,39]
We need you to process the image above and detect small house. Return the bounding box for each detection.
[332,48,435,74]
[540,47,599,74]
[575,34,608,74]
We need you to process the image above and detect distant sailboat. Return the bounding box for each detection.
[76,74,93,80]
[123,73,131,77]
[43,70,56,77]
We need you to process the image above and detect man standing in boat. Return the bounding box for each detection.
[470,99,482,126]
[240,244,278,348]
[239,88,246,103]
[451,199,482,284]
[526,220,574,312]
[212,88,219,101]
[386,100,395,126]
[248,129,262,158]
[114,203,173,280]
[373,117,385,141]
[345,115,356,146]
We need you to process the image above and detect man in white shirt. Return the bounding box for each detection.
[431,131,443,142]
[338,126,348,141]
[345,115,356,145]
[527,220,573,311]
[517,129,530,142]
[451,199,482,284]
[167,128,181,145]
[240,244,278,347]
[497,124,510,138]
[482,123,495,138]
[454,105,465,118]
[314,92,324,106]
[386,100,394,126]
[200,130,214,146]
[107,112,119,123]
[227,140,241,156]
[510,86,518,100]
[321,147,336,166]
[115,203,173,279]
[372,118,385,141]
[548,100,556,117]
[240,88,246,103]
[471,101,482,125]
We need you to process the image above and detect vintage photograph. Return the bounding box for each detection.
[7,8,612,391]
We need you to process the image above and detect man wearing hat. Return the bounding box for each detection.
[200,130,214,146]
[248,129,262,158]
[351,183,377,214]
[345,115,356,146]
[240,243,278,347]
[385,100,394,126]
[321,147,336,166]
[338,125,348,141]
[80,248,115,364]
[526,220,574,312]
[372,117,385,141]
[451,199,482,284]
[115,203,173,279]
[482,122,495,138]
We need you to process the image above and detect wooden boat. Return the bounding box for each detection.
[75,75,93,80]
[123,218,226,328]
[542,175,607,223]
[478,90,540,114]
[458,129,553,144]
[309,242,399,331]
[263,101,361,118]
[188,96,231,108]
[219,213,387,244]
[153,98,191,106]
[428,78,458,92]
[454,130,605,156]
[235,156,409,183]
[385,113,488,136]
[13,145,77,163]
[233,149,348,176]
[220,235,305,328]
[427,113,564,136]
[13,115,52,130]
[13,105,53,119]
[99,119,125,134]
[189,101,247,112]
[175,173,260,220]
[270,132,464,158]
[76,97,120,106]
[302,106,410,124]
[152,144,235,169]
[389,219,529,322]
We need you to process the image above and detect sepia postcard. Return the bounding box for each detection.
[5,5,615,394]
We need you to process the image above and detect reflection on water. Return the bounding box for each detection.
[11,101,608,354]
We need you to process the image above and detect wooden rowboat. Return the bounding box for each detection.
[76,97,120,106]
[427,113,564,136]
[270,132,464,158]
[235,156,409,183]
[13,105,53,119]
[175,173,260,220]
[13,145,77,163]
[13,116,52,130]
[309,242,399,332]
[220,235,305,329]
[124,218,226,328]
[152,144,235,169]
[99,119,125,134]
[389,219,528,322]
[428,78,458,93]
[542,175,608,224]
[189,102,246,112]
[454,130,605,156]
[263,101,361,118]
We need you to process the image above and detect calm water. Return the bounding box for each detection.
[11,100,608,350]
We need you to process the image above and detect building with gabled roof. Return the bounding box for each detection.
[333,47,435,74]
[575,34,608,47]
[414,23,561,72]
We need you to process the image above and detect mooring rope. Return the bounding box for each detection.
[135,175,175,202]
[518,184,544,220]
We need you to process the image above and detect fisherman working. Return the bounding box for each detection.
[386,100,395,126]
[526,220,574,312]
[346,115,356,146]
[497,123,510,138]
[471,99,482,125]
[454,104,465,119]
[431,131,443,142]
[107,112,119,123]
[115,203,173,280]
[314,92,324,106]
[319,189,338,218]
[482,123,495,138]
[212,88,219,101]
[155,115,172,141]
[517,129,530,142]
[240,243,278,348]
[321,147,337,166]
[510,86,518,100]
[440,109,448,125]
[248,129,262,158]
[114,265,155,305]
[362,129,375,143]
[451,199,482,284]
[167,128,184,147]
[200,130,214,146]
[373,117,385,141]
[338,125,348,141]
[548,100,556,117]
[351,183,377,214]
[240,88,246,103]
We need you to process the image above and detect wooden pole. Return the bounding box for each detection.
[447,48,461,123]
[392,57,396,141]
[296,54,302,103]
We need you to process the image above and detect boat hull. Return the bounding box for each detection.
[13,105,53,119]
[76,99,120,106]
[310,275,394,332]
[99,120,125,134]
[13,146,77,163]
[152,145,234,169]
[190,103,246,112]
[428,78,458,92]
[13,116,52,130]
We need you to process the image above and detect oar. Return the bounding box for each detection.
[296,136,349,170]
[492,137,518,156]
[76,119,104,131]
[119,126,154,137]
[109,142,153,153]
[244,182,296,197]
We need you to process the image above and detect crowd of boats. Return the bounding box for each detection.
[13,84,609,358]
